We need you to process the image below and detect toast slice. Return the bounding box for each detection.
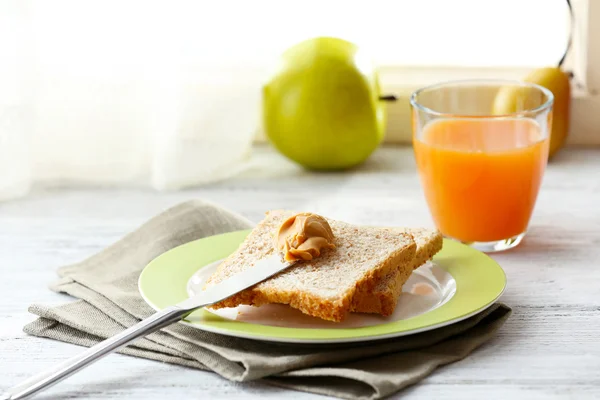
[351,228,443,316]
[204,210,416,322]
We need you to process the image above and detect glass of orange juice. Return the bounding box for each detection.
[410,80,553,252]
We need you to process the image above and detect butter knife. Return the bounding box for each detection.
[1,255,293,400]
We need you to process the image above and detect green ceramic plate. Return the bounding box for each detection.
[139,230,506,344]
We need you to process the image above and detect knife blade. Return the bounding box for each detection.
[2,254,294,400]
[177,254,293,310]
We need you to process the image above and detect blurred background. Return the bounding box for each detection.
[0,0,592,201]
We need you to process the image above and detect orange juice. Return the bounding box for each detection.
[413,118,549,243]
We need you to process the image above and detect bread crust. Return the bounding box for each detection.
[350,228,443,315]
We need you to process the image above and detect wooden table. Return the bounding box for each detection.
[1,146,599,399]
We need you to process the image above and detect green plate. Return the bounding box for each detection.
[139,230,506,344]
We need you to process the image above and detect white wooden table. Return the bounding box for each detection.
[1,146,599,399]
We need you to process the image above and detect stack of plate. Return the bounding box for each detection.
[139,231,506,344]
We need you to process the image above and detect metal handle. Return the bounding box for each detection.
[2,306,189,400]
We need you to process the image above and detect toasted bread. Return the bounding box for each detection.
[350,228,443,316]
[204,210,416,322]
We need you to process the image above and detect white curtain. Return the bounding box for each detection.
[0,0,568,201]
[0,1,268,201]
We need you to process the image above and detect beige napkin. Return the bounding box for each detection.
[24,200,511,400]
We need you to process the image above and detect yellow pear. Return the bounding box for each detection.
[492,67,571,159]
[263,37,386,170]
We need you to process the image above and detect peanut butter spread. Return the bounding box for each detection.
[275,213,335,262]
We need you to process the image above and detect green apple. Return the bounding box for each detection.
[263,37,386,170]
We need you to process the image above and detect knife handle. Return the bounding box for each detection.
[2,306,189,400]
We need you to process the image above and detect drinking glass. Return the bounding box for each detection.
[410,80,553,252]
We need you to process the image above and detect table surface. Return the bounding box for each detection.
[1,146,599,400]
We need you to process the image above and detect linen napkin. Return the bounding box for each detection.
[24,200,511,400]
